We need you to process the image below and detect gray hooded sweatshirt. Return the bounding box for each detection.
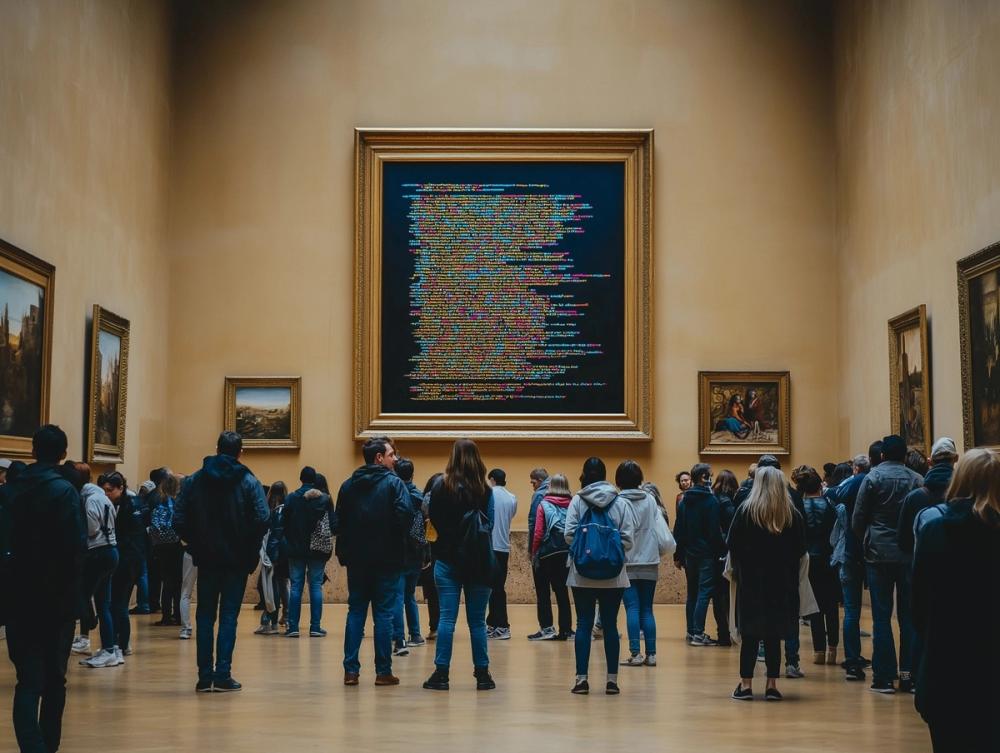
[563,480,636,589]
[81,482,117,550]
[619,488,676,580]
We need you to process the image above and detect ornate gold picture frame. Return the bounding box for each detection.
[958,241,1000,449]
[888,304,931,456]
[698,371,791,456]
[354,129,653,440]
[87,305,130,465]
[224,376,301,449]
[0,239,55,459]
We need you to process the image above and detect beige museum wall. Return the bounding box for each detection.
[0,0,173,482]
[834,0,1000,455]
[165,0,840,524]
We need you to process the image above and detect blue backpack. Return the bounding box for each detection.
[150,498,179,546]
[570,496,625,580]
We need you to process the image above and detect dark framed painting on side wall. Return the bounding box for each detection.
[698,371,791,456]
[224,376,301,449]
[888,304,931,457]
[87,305,130,465]
[0,238,54,460]
[958,241,1000,449]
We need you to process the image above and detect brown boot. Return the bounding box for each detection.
[827,647,838,666]
[375,674,400,686]
[813,651,826,665]
[344,672,359,686]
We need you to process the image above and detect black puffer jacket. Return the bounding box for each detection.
[283,487,337,561]
[801,494,836,561]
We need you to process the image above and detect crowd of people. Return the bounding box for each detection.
[0,427,997,753]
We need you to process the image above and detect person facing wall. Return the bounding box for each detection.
[486,467,516,641]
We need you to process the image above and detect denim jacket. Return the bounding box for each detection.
[851,460,923,564]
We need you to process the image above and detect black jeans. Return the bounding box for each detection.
[533,558,554,630]
[539,555,572,634]
[110,557,142,651]
[155,543,184,620]
[6,619,75,753]
[808,558,840,651]
[741,635,780,679]
[929,719,995,753]
[572,587,624,675]
[712,559,731,642]
[487,551,510,628]
[147,542,162,611]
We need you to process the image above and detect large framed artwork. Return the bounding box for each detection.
[888,305,931,456]
[958,241,1000,449]
[354,129,653,440]
[698,371,791,456]
[87,305,130,465]
[0,239,54,459]
[224,377,301,449]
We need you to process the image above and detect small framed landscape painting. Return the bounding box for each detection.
[698,371,791,455]
[958,241,1000,449]
[87,305,130,464]
[224,377,301,449]
[0,239,55,459]
[888,305,931,456]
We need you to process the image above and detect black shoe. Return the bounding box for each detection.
[195,680,213,693]
[869,680,895,694]
[150,606,161,614]
[474,667,496,690]
[571,679,590,695]
[213,677,242,692]
[423,668,450,691]
[253,602,265,611]
[129,607,150,615]
[898,677,914,694]
[860,656,871,668]
[765,687,783,701]
[552,632,573,642]
[732,684,753,701]
[717,636,734,647]
[845,665,866,682]
[605,681,620,696]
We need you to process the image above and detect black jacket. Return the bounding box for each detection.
[283,485,337,561]
[727,507,806,638]
[852,460,923,564]
[897,461,952,555]
[717,493,736,541]
[114,492,147,564]
[403,480,427,569]
[1,463,87,624]
[673,485,726,561]
[335,465,413,574]
[429,479,493,567]
[912,498,1000,743]
[174,454,269,574]
[801,494,836,561]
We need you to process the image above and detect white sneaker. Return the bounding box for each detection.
[71,636,91,655]
[494,627,511,640]
[179,628,192,640]
[620,652,645,667]
[538,626,558,641]
[114,647,125,665]
[83,649,119,668]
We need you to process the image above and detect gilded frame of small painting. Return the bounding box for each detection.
[888,304,931,457]
[957,241,1000,449]
[87,305,130,465]
[0,239,55,460]
[698,371,791,456]
[224,376,301,450]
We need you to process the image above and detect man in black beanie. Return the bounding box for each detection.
[851,434,923,694]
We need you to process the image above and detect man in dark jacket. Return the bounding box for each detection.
[281,466,332,638]
[673,463,726,646]
[392,458,427,652]
[2,425,86,753]
[336,437,413,686]
[897,437,957,556]
[852,434,923,693]
[174,432,269,693]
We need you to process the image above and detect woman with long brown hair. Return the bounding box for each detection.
[913,448,1000,752]
[424,439,496,692]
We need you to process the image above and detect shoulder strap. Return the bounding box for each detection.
[100,503,112,543]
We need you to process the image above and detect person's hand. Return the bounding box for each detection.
[673,558,684,571]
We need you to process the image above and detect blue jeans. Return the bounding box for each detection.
[393,568,422,641]
[785,633,800,666]
[195,568,247,683]
[343,567,401,676]
[136,556,150,611]
[684,555,716,635]
[573,587,624,675]
[839,561,864,665]
[82,546,119,650]
[623,579,657,654]
[288,557,326,633]
[866,562,914,683]
[434,560,491,670]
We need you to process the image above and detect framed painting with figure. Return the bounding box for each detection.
[888,305,931,456]
[224,377,301,449]
[354,129,653,440]
[87,306,130,464]
[958,242,1000,449]
[0,239,54,459]
[698,371,791,455]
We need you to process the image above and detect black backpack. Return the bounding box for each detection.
[454,487,496,585]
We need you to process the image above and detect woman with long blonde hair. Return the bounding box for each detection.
[726,466,806,701]
[912,448,1000,752]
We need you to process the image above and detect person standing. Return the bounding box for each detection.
[727,466,807,701]
[711,469,739,646]
[898,438,958,557]
[255,481,288,636]
[673,463,727,646]
[912,448,1000,753]
[526,468,554,640]
[486,468,516,640]
[419,473,443,640]
[282,470,336,639]
[793,466,839,666]
[174,432,269,693]
[673,470,693,520]
[530,474,574,640]
[78,466,121,668]
[102,472,144,656]
[392,458,427,651]
[423,439,496,692]
[852,434,923,693]
[150,473,183,627]
[336,437,413,687]
[564,457,635,696]
[2,425,86,752]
